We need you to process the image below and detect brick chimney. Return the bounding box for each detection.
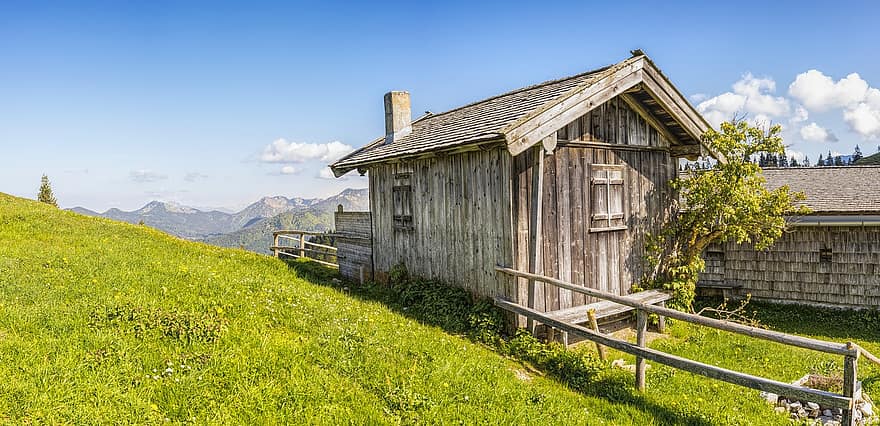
[384,91,412,144]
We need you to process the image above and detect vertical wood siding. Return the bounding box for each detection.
[335,211,373,282]
[512,95,678,311]
[368,147,515,298]
[700,227,880,308]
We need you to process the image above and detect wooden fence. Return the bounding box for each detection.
[495,266,880,426]
[271,230,338,269]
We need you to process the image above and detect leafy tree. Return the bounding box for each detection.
[640,121,809,310]
[834,156,844,166]
[853,145,863,163]
[37,174,58,207]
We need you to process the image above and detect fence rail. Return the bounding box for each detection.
[495,266,879,426]
[271,230,338,269]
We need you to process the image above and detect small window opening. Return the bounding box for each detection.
[392,172,413,231]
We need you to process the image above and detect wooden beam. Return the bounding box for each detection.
[636,309,648,392]
[493,298,853,409]
[558,140,669,153]
[669,144,702,159]
[506,67,644,156]
[495,266,857,357]
[842,346,859,426]
[526,146,545,332]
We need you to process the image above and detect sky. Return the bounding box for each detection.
[1,1,879,211]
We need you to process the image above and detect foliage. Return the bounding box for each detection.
[37,174,58,207]
[0,192,667,424]
[642,121,810,310]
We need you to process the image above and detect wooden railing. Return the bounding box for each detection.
[271,230,338,269]
[495,266,880,426]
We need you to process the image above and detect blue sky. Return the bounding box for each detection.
[2,1,878,211]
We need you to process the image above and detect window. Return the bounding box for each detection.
[590,164,627,232]
[392,172,413,231]
[820,248,832,263]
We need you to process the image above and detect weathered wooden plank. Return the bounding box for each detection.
[494,298,853,409]
[543,149,560,311]
[527,146,545,320]
[558,147,573,309]
[498,267,858,356]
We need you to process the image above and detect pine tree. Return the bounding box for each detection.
[789,156,799,167]
[834,156,844,166]
[778,154,788,168]
[827,151,833,166]
[804,156,811,167]
[37,174,58,207]
[817,154,824,167]
[853,145,863,163]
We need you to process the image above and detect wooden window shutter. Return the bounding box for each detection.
[590,164,626,232]
[392,171,413,231]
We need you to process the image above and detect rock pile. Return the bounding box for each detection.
[760,390,875,425]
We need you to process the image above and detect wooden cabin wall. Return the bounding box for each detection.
[368,147,515,299]
[700,227,880,308]
[512,95,678,313]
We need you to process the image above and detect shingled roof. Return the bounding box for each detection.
[762,166,880,214]
[331,53,712,176]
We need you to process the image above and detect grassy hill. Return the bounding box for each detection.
[855,151,880,165]
[0,193,655,423]
[4,193,878,424]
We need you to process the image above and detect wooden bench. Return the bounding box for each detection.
[541,290,672,345]
[696,282,742,299]
[545,289,671,324]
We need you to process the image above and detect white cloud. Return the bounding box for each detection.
[791,106,808,123]
[843,99,880,139]
[280,166,297,175]
[130,169,168,183]
[799,122,838,143]
[260,139,354,164]
[697,73,790,127]
[789,70,870,111]
[689,93,707,103]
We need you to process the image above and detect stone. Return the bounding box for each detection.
[859,402,874,417]
[797,408,808,418]
[761,392,779,404]
[774,406,787,414]
[823,409,833,417]
[810,409,820,418]
[790,401,803,411]
[807,401,820,410]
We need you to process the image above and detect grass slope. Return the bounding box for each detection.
[3,193,878,424]
[0,193,674,424]
[855,151,880,165]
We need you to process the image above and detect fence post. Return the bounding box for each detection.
[636,309,647,392]
[587,308,607,360]
[299,234,306,258]
[842,343,859,426]
[273,233,279,258]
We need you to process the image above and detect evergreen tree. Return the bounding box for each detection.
[789,156,799,167]
[778,155,788,168]
[37,174,58,207]
[817,154,824,166]
[834,156,844,166]
[827,151,833,166]
[804,156,811,167]
[853,145,863,163]
[758,152,766,167]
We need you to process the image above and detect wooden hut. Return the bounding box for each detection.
[330,51,712,319]
[699,166,880,308]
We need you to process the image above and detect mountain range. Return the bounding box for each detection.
[69,188,369,252]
